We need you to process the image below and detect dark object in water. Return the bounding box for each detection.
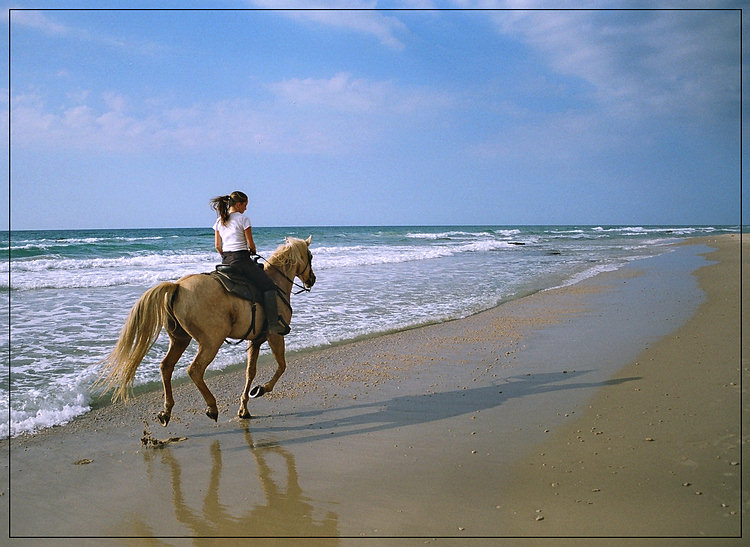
[508,241,526,246]
[141,429,188,448]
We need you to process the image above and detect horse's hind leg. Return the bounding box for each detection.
[239,340,262,419]
[187,341,223,421]
[158,335,190,426]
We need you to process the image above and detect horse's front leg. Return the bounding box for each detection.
[238,340,262,419]
[262,333,287,394]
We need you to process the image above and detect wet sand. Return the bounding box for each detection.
[1,234,743,545]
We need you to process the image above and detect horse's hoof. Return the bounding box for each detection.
[206,408,219,422]
[157,412,170,427]
[238,410,251,420]
[249,385,265,398]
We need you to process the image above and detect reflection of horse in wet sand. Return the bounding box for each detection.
[146,425,338,540]
[98,237,315,425]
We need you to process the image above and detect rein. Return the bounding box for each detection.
[255,253,312,295]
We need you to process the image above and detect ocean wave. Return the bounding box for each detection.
[7,252,217,290]
[547,229,585,234]
[545,257,642,291]
[591,226,718,236]
[405,230,506,240]
[11,251,215,271]
[9,234,174,250]
[4,396,92,438]
[1,365,99,438]
[5,238,530,290]
[313,239,520,269]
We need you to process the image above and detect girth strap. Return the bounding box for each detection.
[224,303,257,346]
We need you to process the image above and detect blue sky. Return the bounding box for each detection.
[4,3,745,230]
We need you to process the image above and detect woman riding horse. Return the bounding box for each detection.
[211,191,289,335]
[97,236,315,425]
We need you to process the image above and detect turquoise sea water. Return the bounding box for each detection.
[2,224,738,437]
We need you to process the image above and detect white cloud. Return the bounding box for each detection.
[247,1,408,49]
[271,72,452,113]
[9,10,71,35]
[272,72,389,112]
[490,9,741,122]
[459,5,742,168]
[10,71,456,155]
[11,92,159,153]
[9,9,167,57]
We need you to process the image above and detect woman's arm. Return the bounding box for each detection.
[245,227,257,254]
[214,230,223,255]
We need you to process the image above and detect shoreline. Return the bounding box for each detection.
[1,234,743,543]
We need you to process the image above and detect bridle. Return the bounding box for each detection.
[256,251,313,295]
[223,249,312,346]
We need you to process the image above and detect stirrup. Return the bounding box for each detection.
[271,316,291,336]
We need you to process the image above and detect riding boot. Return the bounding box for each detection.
[264,290,290,335]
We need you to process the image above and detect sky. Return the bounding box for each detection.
[3,2,746,230]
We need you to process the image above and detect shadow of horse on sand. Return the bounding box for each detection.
[220,369,641,448]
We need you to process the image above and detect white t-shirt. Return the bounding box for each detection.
[213,212,252,252]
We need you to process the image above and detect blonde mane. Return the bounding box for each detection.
[266,237,308,269]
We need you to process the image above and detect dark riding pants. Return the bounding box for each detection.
[220,251,276,292]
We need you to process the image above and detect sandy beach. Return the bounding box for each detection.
[1,234,743,545]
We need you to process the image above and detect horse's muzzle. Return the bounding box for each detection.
[306,273,316,288]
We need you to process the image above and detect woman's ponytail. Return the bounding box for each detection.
[210,195,231,225]
[210,191,248,226]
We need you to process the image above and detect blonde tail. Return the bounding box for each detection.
[96,282,178,402]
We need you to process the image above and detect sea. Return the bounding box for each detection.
[2,224,739,438]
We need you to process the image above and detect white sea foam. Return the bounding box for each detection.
[405,229,506,240]
[2,365,99,438]
[7,236,518,291]
[290,239,519,271]
[7,252,217,290]
[592,226,717,236]
[546,262,627,291]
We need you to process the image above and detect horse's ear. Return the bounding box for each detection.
[305,235,312,245]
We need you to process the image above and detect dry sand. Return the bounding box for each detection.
[498,234,744,542]
[0,234,743,546]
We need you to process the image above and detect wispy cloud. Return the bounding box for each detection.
[247,1,409,49]
[9,9,168,56]
[490,8,741,122]
[10,72,455,155]
[271,72,454,113]
[452,4,742,164]
[8,10,71,35]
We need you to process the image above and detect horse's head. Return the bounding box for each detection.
[268,236,316,291]
[296,235,316,289]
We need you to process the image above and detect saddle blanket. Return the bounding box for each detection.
[206,265,263,303]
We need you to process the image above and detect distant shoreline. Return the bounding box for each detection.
[4,222,743,233]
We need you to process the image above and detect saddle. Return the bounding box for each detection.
[206,264,293,343]
[207,265,263,303]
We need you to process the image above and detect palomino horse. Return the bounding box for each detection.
[97,236,315,425]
